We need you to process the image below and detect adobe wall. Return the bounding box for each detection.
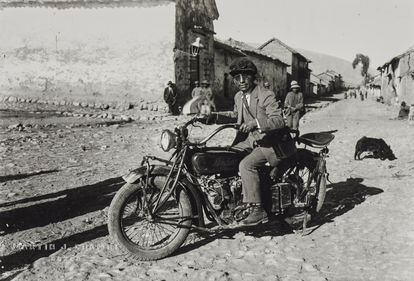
[0,4,175,107]
[214,48,287,109]
[397,53,414,105]
[250,57,287,101]
[212,48,241,110]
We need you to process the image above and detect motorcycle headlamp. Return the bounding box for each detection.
[160,129,177,152]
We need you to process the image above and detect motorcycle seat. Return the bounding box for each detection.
[298,132,335,147]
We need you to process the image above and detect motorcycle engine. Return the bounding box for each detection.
[199,175,242,210]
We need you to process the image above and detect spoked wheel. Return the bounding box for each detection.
[108,175,192,261]
[284,158,326,233]
[292,158,327,213]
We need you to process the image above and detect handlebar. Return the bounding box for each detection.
[194,124,239,146]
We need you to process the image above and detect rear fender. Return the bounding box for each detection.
[296,148,319,170]
[122,165,205,227]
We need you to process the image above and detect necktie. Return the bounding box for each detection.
[242,94,254,119]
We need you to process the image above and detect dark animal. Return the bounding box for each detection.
[354,137,396,161]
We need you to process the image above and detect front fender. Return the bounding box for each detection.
[122,166,148,183]
[123,165,177,183]
[122,164,205,227]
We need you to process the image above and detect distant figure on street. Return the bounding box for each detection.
[163,81,179,115]
[344,91,348,99]
[191,81,202,98]
[201,80,216,111]
[284,81,304,130]
[360,91,364,101]
[398,101,410,120]
[409,105,414,123]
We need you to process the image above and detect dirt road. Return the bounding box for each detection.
[1,97,413,281]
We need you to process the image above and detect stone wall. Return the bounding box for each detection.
[213,47,242,110]
[174,0,218,108]
[0,4,175,107]
[251,56,287,101]
[214,46,287,110]
[397,53,414,105]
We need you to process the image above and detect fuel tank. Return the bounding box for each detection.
[191,149,245,176]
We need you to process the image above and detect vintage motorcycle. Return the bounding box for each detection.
[107,116,336,260]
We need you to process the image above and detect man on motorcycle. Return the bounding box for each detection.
[206,58,296,226]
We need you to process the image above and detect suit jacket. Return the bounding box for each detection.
[284,91,304,115]
[218,85,296,165]
[163,86,176,105]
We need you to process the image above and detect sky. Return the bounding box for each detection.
[214,0,414,68]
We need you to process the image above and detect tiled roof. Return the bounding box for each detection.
[317,72,335,83]
[215,37,289,66]
[257,37,310,63]
[379,44,414,69]
[214,38,245,56]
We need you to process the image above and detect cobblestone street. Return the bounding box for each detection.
[1,97,414,281]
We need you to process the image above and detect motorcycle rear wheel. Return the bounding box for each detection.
[108,175,192,261]
[287,160,326,213]
[315,172,327,213]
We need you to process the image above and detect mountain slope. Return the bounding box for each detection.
[297,48,367,86]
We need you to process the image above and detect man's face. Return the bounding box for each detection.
[233,73,255,93]
[292,88,299,93]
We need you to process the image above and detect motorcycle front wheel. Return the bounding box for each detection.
[108,175,192,261]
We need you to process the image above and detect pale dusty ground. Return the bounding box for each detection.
[1,96,414,281]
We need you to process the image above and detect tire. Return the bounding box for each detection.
[315,172,327,213]
[288,152,326,213]
[108,175,192,261]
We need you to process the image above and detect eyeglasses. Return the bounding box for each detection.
[233,74,253,84]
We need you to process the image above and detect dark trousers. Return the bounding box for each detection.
[168,103,180,115]
[234,139,281,204]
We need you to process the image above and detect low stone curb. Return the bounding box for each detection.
[1,95,169,113]
[1,95,172,122]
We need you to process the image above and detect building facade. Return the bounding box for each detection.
[258,37,311,97]
[213,38,288,109]
[174,0,219,107]
[378,47,414,105]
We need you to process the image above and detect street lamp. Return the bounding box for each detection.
[190,37,203,56]
[190,37,204,83]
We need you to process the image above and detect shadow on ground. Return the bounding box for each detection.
[0,177,124,273]
[0,177,383,271]
[0,177,123,234]
[173,177,383,256]
[307,177,383,233]
[0,225,109,274]
[0,170,59,184]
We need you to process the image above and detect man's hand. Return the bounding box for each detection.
[239,120,257,133]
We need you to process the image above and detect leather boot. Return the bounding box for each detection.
[238,204,268,226]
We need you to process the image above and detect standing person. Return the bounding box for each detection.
[191,81,202,98]
[398,101,410,119]
[201,80,216,111]
[163,81,179,115]
[182,81,204,115]
[205,58,296,225]
[284,81,304,130]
